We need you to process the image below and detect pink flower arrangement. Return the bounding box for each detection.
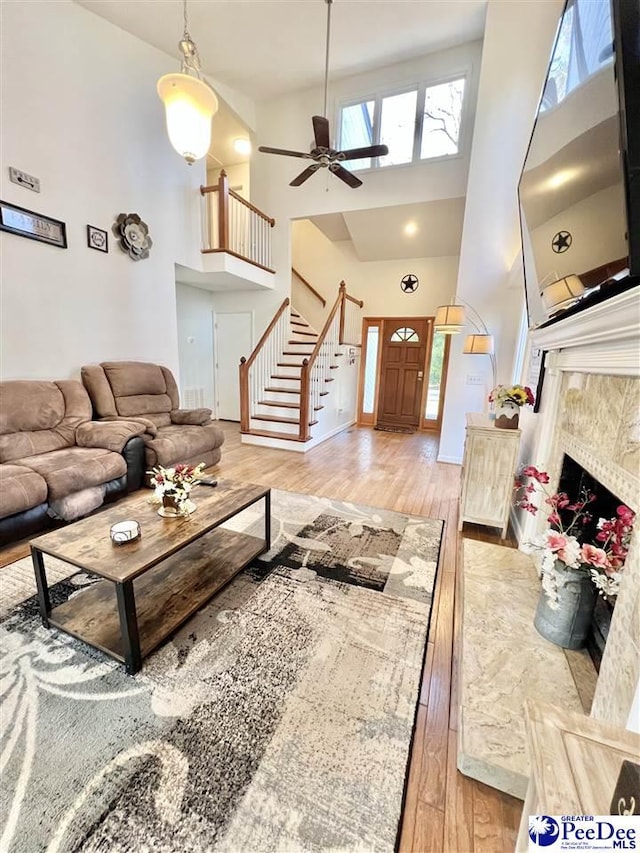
[514,465,635,605]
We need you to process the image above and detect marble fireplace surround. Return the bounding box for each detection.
[517,285,640,728]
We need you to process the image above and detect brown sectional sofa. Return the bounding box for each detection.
[0,380,146,545]
[80,361,224,472]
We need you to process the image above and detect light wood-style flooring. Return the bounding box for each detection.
[0,422,523,851]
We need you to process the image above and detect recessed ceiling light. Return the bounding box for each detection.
[233,138,251,156]
[404,221,418,236]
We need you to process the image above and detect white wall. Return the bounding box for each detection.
[0,0,207,381]
[291,219,458,330]
[206,163,251,200]
[175,283,216,410]
[438,0,564,463]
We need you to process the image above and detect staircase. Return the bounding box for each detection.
[239,283,363,451]
[242,308,330,442]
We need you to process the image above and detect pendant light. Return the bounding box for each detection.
[157,0,218,165]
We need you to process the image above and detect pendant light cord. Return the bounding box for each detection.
[322,0,333,118]
[183,0,189,38]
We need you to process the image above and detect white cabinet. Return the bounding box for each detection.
[458,412,521,539]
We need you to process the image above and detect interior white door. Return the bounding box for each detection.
[214,311,253,421]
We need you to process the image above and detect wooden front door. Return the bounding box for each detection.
[376,319,428,430]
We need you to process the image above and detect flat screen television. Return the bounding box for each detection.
[518,0,640,330]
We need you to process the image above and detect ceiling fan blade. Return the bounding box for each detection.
[338,144,389,160]
[328,163,363,189]
[290,163,322,187]
[312,115,331,149]
[258,146,312,159]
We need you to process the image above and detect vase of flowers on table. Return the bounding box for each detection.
[148,462,206,516]
[489,384,534,429]
[514,465,635,649]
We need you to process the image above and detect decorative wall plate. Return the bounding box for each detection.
[400,274,419,293]
[113,213,152,261]
[551,230,572,253]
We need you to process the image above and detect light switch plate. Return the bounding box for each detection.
[465,374,484,386]
[9,167,40,193]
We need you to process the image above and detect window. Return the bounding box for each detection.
[390,327,419,342]
[338,76,466,171]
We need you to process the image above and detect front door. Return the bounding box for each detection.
[375,319,428,430]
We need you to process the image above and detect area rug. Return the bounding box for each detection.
[373,425,416,434]
[0,489,442,853]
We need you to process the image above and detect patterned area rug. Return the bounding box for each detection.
[0,489,442,853]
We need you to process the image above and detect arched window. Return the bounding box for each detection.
[390,327,419,342]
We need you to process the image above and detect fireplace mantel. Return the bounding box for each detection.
[531,285,640,376]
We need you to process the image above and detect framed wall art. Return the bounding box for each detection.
[87,225,108,253]
[0,200,67,248]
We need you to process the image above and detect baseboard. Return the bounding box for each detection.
[510,507,526,546]
[436,453,463,465]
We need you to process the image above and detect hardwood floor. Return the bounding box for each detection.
[0,421,523,851]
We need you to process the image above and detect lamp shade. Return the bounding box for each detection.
[541,274,585,312]
[434,304,465,334]
[157,73,218,164]
[463,333,494,354]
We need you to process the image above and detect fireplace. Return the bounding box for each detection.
[519,285,640,728]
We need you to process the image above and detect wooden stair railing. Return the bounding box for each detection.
[299,282,364,441]
[239,297,290,432]
[201,170,276,273]
[292,267,326,307]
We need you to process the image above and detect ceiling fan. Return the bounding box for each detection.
[258,0,388,188]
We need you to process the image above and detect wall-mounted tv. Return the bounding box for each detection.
[518,0,639,330]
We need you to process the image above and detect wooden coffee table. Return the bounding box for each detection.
[30,479,270,674]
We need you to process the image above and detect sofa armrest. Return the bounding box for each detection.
[76,420,146,452]
[98,415,158,437]
[170,408,212,426]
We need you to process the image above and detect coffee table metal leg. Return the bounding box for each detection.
[265,490,271,551]
[116,581,142,675]
[31,548,51,628]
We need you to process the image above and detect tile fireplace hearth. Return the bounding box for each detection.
[457,538,597,798]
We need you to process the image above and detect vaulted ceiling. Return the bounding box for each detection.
[76,0,487,101]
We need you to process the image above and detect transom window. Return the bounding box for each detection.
[390,327,419,342]
[339,76,466,172]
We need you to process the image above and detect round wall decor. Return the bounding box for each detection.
[551,230,572,253]
[113,213,152,261]
[400,273,419,293]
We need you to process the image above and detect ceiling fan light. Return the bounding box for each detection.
[434,305,465,334]
[157,72,218,165]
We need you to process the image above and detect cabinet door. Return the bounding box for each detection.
[463,433,514,525]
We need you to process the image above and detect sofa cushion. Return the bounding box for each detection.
[0,380,91,462]
[15,447,126,500]
[144,424,225,468]
[0,463,48,520]
[48,485,106,522]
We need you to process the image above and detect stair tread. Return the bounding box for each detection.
[252,414,318,426]
[324,378,334,383]
[288,340,316,345]
[329,365,339,369]
[290,320,310,328]
[291,330,317,337]
[277,363,303,368]
[319,391,329,396]
[271,374,301,381]
[264,387,300,395]
[259,401,300,409]
[242,428,311,442]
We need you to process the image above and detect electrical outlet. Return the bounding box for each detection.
[465,374,484,386]
[9,167,40,193]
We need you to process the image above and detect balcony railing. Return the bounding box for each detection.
[200,170,275,273]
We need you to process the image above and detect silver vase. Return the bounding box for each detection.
[534,561,596,649]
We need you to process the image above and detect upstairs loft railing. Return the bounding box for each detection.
[201,170,275,273]
[239,283,363,441]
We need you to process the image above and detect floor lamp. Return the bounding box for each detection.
[434,298,497,390]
